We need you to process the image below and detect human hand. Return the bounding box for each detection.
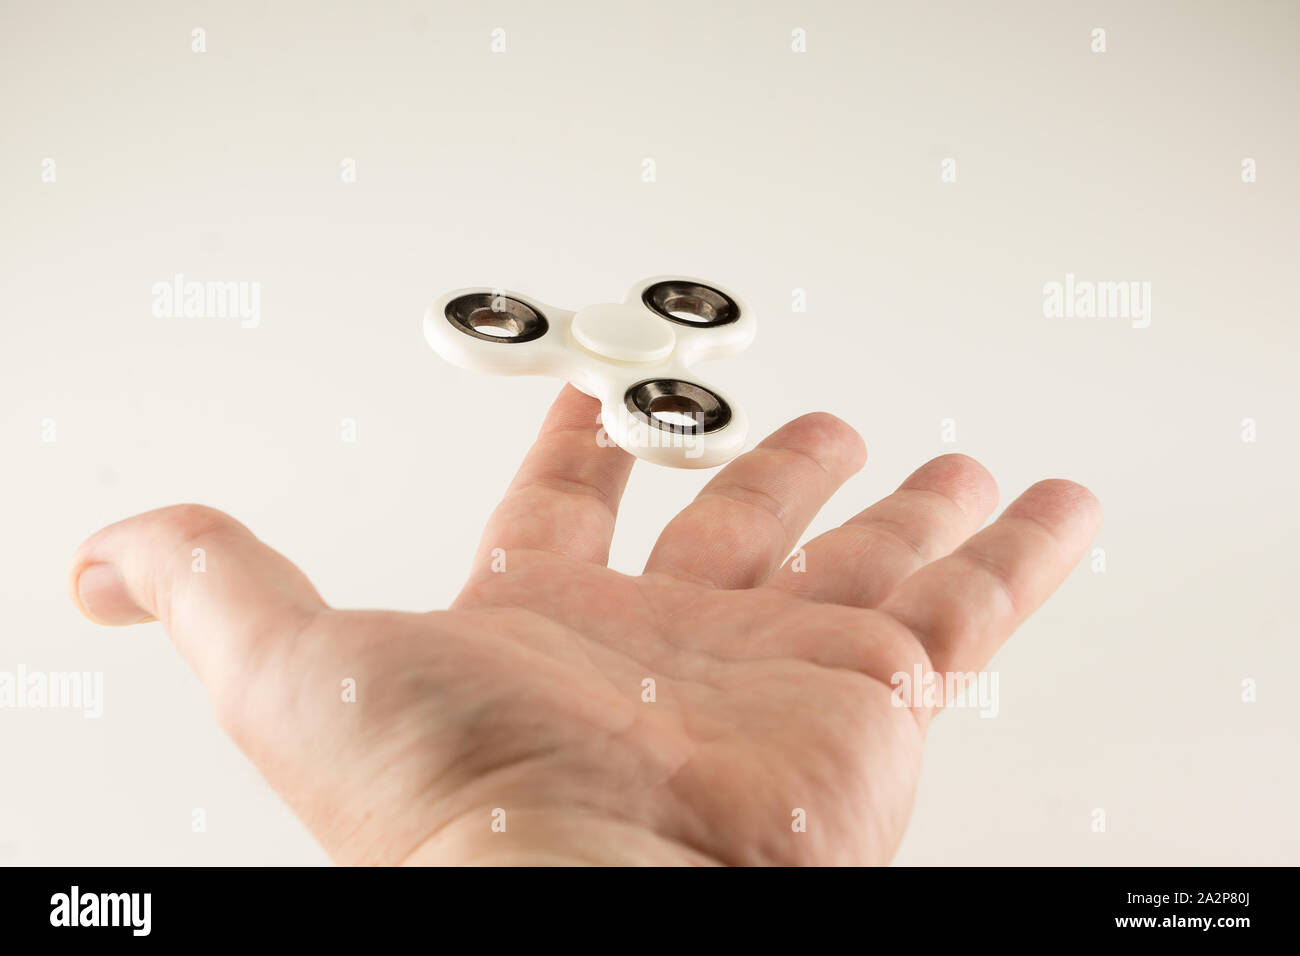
[68,386,1100,865]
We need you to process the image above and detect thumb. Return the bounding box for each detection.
[68,504,325,691]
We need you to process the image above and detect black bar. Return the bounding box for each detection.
[0,866,1278,942]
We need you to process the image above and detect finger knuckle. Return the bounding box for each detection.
[155,503,243,541]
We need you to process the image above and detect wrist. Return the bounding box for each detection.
[401,807,720,867]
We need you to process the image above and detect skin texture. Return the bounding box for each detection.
[68,386,1101,866]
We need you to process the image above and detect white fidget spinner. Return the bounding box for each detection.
[423,277,756,468]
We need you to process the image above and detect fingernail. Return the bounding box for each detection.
[75,563,151,625]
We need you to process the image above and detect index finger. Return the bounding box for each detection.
[460,385,635,589]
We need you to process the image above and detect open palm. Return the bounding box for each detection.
[69,386,1100,866]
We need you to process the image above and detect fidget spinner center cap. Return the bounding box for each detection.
[570,302,676,363]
